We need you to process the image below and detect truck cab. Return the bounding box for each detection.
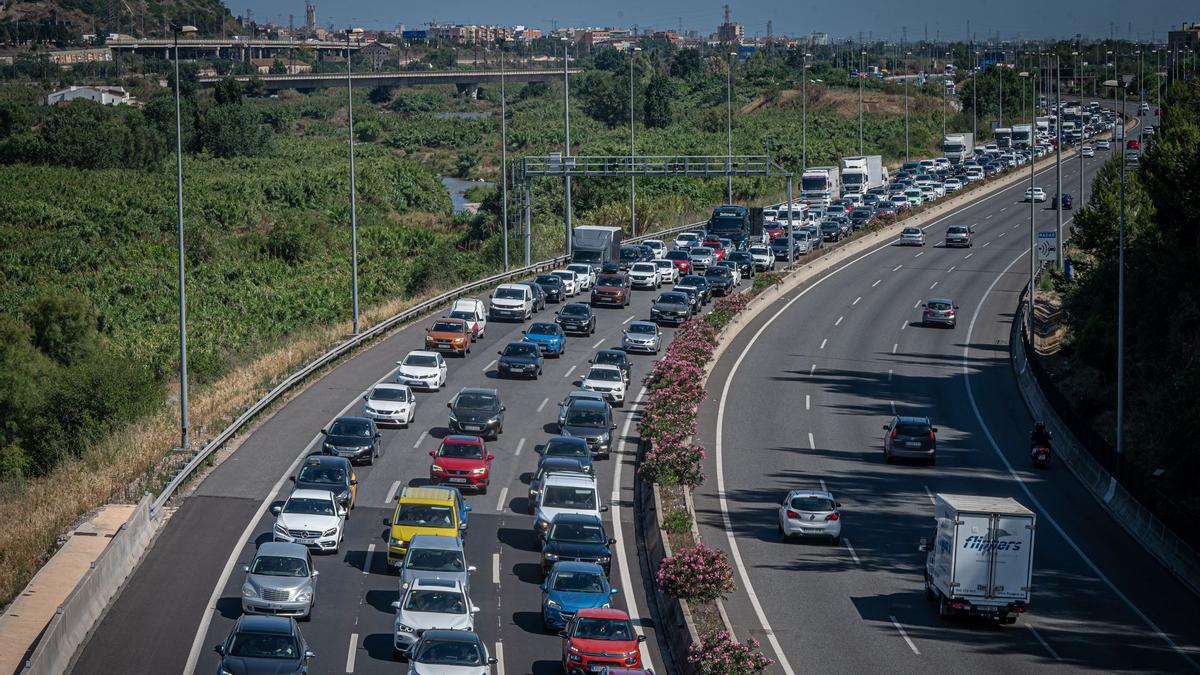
[706,205,751,248]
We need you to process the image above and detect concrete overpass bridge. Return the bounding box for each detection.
[107,37,356,62]
[197,68,581,97]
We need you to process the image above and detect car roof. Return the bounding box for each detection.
[595,349,628,359]
[895,415,932,425]
[457,387,498,396]
[566,390,606,400]
[550,512,604,526]
[539,457,588,472]
[334,415,373,425]
[301,454,351,470]
[550,560,607,574]
[289,488,335,500]
[543,472,598,488]
[443,434,484,444]
[786,489,836,501]
[399,486,458,504]
[408,534,465,550]
[371,383,411,393]
[235,614,296,635]
[255,541,310,558]
[926,297,954,304]
[576,607,630,619]
[411,577,462,590]
[627,321,658,330]
[405,350,440,359]
[547,435,589,447]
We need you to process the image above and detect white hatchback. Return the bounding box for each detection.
[363,383,416,427]
[651,258,680,284]
[778,489,842,543]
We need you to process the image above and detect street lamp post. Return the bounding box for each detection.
[858,50,865,154]
[1108,51,1115,143]
[344,27,363,335]
[904,52,911,161]
[999,52,1004,128]
[1054,54,1063,268]
[1076,51,1083,210]
[562,38,573,254]
[942,52,949,139]
[499,38,509,271]
[171,23,196,449]
[629,46,641,235]
[802,53,810,172]
[726,51,735,203]
[973,51,978,141]
[1117,84,1127,458]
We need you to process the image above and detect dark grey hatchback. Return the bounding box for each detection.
[214,614,313,674]
[320,416,381,465]
[882,416,938,465]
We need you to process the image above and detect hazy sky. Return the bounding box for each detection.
[227,0,1195,42]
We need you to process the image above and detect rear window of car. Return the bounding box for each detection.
[790,496,835,512]
[895,423,930,436]
[596,275,624,287]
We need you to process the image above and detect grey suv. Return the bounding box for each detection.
[559,399,617,458]
[447,388,504,439]
[241,542,318,620]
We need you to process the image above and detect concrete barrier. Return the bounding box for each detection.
[1010,298,1200,599]
[637,479,700,675]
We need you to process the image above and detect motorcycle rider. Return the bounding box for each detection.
[1029,421,1053,461]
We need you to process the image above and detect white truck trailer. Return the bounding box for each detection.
[800,166,840,207]
[921,494,1036,624]
[942,133,974,164]
[839,155,887,195]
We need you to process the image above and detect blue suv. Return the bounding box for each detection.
[522,321,567,357]
[539,561,618,631]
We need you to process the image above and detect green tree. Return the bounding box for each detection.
[269,59,287,74]
[593,47,624,73]
[213,76,243,105]
[368,85,394,104]
[0,317,54,455]
[670,48,703,79]
[199,103,271,157]
[577,71,627,128]
[643,73,674,128]
[25,290,102,367]
[243,76,268,98]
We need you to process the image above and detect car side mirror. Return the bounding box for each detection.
[320,428,328,435]
[500,406,506,412]
[468,565,477,572]
[459,522,468,530]
[638,635,647,643]
[362,395,367,400]
[311,570,319,577]
[429,451,436,457]
[608,538,616,545]
[391,600,403,609]
[471,605,481,613]
[611,423,618,430]
[288,476,296,482]
[487,454,495,461]
[558,631,569,639]
[425,328,431,333]
[611,588,619,595]
[213,645,224,655]
[304,651,315,660]
[375,432,381,438]
[382,517,391,526]
[242,564,250,573]
[446,402,452,409]
[538,583,547,591]
[882,424,890,430]
[931,427,938,433]
[953,305,960,310]
[337,507,347,517]
[465,505,472,512]
[270,505,282,515]
[488,658,498,665]
[600,505,609,512]
[497,350,503,355]
[350,479,358,485]
[588,359,593,364]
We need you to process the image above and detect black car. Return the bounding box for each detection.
[321,416,381,465]
[875,201,898,217]
[497,341,543,379]
[214,615,313,675]
[518,280,548,311]
[672,284,703,314]
[677,274,712,304]
[590,349,631,385]
[618,246,642,270]
[534,274,566,303]
[704,266,736,296]
[537,436,594,475]
[292,455,356,508]
[651,291,692,325]
[820,221,844,243]
[447,388,504,439]
[726,250,756,278]
[637,244,657,261]
[850,207,874,229]
[410,631,496,671]
[770,236,796,260]
[599,262,621,274]
[541,513,616,576]
[559,398,616,458]
[1050,193,1073,209]
[555,302,596,336]
[527,457,589,513]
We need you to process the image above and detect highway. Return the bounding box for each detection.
[71,267,701,674]
[694,112,1200,672]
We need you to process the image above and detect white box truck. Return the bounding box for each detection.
[801,166,840,207]
[1010,124,1033,149]
[921,494,1035,624]
[942,133,974,164]
[839,156,886,195]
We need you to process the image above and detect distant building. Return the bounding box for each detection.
[358,41,394,70]
[47,85,131,106]
[249,58,311,74]
[716,4,743,43]
[809,32,829,47]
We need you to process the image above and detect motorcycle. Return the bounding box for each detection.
[1030,445,1051,469]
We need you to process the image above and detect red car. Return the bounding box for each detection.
[428,435,494,493]
[701,238,728,261]
[764,223,787,240]
[663,250,692,274]
[561,608,645,674]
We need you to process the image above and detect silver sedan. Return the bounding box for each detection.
[778,489,842,543]
[899,226,926,246]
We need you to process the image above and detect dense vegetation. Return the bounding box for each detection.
[1057,77,1200,535]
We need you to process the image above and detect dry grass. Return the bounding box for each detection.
[0,285,454,610]
[739,87,935,118]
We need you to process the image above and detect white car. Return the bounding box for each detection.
[627,262,662,289]
[1025,187,1047,202]
[748,245,775,271]
[363,383,416,427]
[396,350,448,391]
[899,226,926,246]
[777,489,842,543]
[1081,145,1095,157]
[565,263,595,291]
[448,299,487,341]
[272,489,346,554]
[551,270,580,296]
[651,258,679,284]
[1096,139,1111,150]
[392,578,479,658]
[673,232,702,250]
[943,178,963,192]
[579,364,627,407]
[534,472,604,541]
[405,631,494,675]
[641,239,665,257]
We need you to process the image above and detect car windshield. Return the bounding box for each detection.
[545,440,588,458]
[654,260,673,269]
[414,638,483,666]
[403,354,438,368]
[628,323,656,335]
[588,368,622,382]
[565,408,606,427]
[297,465,345,485]
[227,633,300,659]
[407,547,466,572]
[552,271,574,281]
[250,555,309,577]
[594,352,625,366]
[903,228,921,235]
[596,276,624,287]
[790,496,836,512]
[666,251,689,261]
[552,570,606,593]
[772,237,789,246]
[394,504,454,527]
[681,276,705,286]
[573,617,634,641]
[691,247,714,256]
[431,321,465,333]
[948,226,968,234]
[550,521,607,544]
[705,268,731,278]
[504,344,539,358]
[498,288,528,300]
[455,393,496,410]
[541,486,598,509]
[657,294,687,305]
[529,323,561,335]
[536,275,561,286]
[329,420,372,437]
[370,387,409,402]
[561,305,590,317]
[284,497,334,516]
[404,589,466,614]
[750,247,768,255]
[438,441,484,459]
[631,263,656,273]
[620,248,640,261]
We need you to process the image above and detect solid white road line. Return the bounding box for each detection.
[986,214,994,219]
[808,432,815,450]
[592,338,605,348]
[835,316,844,326]
[623,315,636,324]
[483,359,497,373]
[853,296,862,305]
[805,394,810,411]
[494,642,505,675]
[514,438,526,457]
[924,486,936,505]
[872,279,882,287]
[363,544,375,575]
[536,397,549,412]
[889,616,920,655]
[492,552,501,584]
[496,487,508,511]
[611,386,656,673]
[820,338,828,350]
[384,480,401,505]
[844,538,861,565]
[964,248,1199,670]
[1000,206,1008,211]
[1027,622,1061,661]
[346,633,359,672]
[563,365,576,379]
[412,430,427,448]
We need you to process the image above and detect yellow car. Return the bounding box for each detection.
[384,486,468,568]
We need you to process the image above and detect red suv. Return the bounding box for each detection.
[428,435,494,493]
[561,608,645,674]
[664,250,692,274]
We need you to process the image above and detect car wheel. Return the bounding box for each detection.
[832,535,841,546]
[884,451,893,464]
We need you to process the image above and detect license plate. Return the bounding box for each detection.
[465,425,483,432]
[267,602,282,609]
[297,538,314,545]
[448,478,468,484]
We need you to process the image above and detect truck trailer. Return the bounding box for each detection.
[921,494,1036,624]
[571,226,623,270]
[800,166,840,207]
[839,155,887,195]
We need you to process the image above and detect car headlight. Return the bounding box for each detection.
[337,490,350,503]
[398,623,415,633]
[471,467,487,474]
[390,536,405,547]
[221,668,236,675]
[241,583,257,598]
[431,464,445,472]
[453,337,466,344]
[322,442,333,450]
[295,590,312,603]
[487,416,500,425]
[323,527,339,537]
[544,552,559,561]
[537,519,549,531]
[597,556,611,564]
[545,599,561,609]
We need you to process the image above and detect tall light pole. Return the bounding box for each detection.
[628,46,641,235]
[726,51,735,203]
[1117,84,1127,458]
[1054,54,1063,268]
[344,27,363,335]
[499,37,509,271]
[562,38,573,254]
[942,51,949,139]
[972,51,978,141]
[999,51,1004,128]
[905,51,912,161]
[858,49,865,154]
[801,53,810,172]
[1028,81,1037,342]
[171,23,196,450]
[1107,50,1115,143]
[1076,51,1083,210]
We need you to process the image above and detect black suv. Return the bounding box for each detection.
[704,266,736,296]
[559,398,616,458]
[537,436,594,475]
[540,513,616,576]
[518,280,548,311]
[726,250,756,278]
[555,302,596,335]
[677,274,712,305]
[321,416,382,465]
[447,387,505,439]
[292,455,356,509]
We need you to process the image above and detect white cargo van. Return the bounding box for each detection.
[448,298,487,340]
[488,284,534,322]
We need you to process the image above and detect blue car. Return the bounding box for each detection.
[539,561,618,630]
[522,321,567,357]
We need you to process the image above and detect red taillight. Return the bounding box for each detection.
[945,310,955,317]
[786,510,799,519]
[891,429,897,439]
[825,513,840,521]
[930,431,936,441]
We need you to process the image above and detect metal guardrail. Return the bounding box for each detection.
[149,220,699,514]
[520,155,791,178]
